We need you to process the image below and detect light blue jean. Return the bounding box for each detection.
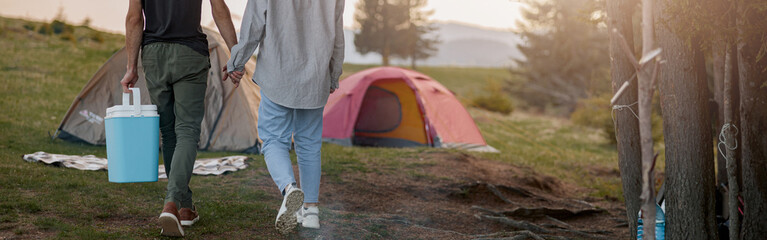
[258,91,324,203]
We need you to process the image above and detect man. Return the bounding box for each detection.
[120,0,239,237]
[225,0,345,234]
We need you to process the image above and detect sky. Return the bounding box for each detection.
[0,0,523,33]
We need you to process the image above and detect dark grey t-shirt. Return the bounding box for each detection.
[141,0,209,56]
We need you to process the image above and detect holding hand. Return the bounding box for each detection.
[222,65,243,88]
[120,70,138,93]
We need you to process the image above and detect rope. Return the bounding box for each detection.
[610,102,639,143]
[609,73,639,142]
[718,123,739,160]
[611,102,639,126]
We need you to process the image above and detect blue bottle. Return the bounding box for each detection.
[637,203,665,240]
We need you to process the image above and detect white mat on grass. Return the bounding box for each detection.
[22,152,248,178]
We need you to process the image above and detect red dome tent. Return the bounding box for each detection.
[322,67,498,152]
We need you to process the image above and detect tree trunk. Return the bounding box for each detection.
[723,42,740,240]
[737,2,767,238]
[382,45,390,66]
[712,38,727,188]
[716,59,743,188]
[720,9,743,239]
[382,0,391,66]
[638,0,656,238]
[655,0,719,238]
[408,0,416,70]
[713,6,742,226]
[606,0,641,237]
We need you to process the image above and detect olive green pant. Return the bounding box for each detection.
[142,42,209,209]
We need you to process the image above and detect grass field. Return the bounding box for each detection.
[0,17,624,239]
[340,64,513,101]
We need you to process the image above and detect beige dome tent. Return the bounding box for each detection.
[54,29,262,153]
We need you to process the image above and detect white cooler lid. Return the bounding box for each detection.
[106,105,158,118]
[106,87,159,118]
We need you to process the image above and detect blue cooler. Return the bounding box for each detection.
[105,87,159,183]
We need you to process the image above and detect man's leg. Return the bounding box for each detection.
[142,44,177,177]
[258,91,296,192]
[164,44,209,210]
[293,107,324,204]
[159,111,176,174]
[145,43,204,237]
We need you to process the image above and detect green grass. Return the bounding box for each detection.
[469,110,624,199]
[0,16,624,238]
[340,64,514,104]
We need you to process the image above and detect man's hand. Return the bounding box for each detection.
[228,71,243,88]
[222,65,230,82]
[222,65,243,88]
[120,70,138,93]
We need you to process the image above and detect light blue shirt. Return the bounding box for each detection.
[227,0,345,109]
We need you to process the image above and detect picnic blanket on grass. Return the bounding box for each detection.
[22,152,249,178]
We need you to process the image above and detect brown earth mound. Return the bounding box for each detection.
[263,151,632,239]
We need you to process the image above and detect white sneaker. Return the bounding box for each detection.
[296,206,320,229]
[275,184,304,234]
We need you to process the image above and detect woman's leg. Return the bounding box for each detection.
[258,91,297,193]
[293,107,324,204]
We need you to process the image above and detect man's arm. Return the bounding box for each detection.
[120,0,144,93]
[329,0,345,93]
[210,0,237,51]
[227,0,267,74]
[211,0,241,87]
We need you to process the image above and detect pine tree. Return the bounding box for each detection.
[513,0,609,113]
[399,0,439,69]
[354,0,410,66]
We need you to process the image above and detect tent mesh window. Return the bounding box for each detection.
[354,86,402,133]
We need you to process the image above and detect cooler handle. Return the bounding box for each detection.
[130,87,141,115]
[121,88,142,116]
[122,92,130,108]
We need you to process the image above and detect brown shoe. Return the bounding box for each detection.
[159,202,184,237]
[179,206,199,227]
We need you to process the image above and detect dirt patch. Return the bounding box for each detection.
[311,150,630,239]
[512,175,561,193]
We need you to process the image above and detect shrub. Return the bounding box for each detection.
[60,32,76,43]
[471,80,514,115]
[23,22,36,31]
[473,94,514,115]
[571,94,614,142]
[50,20,73,35]
[88,31,104,43]
[571,94,664,144]
[38,23,53,35]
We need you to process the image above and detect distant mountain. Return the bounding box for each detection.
[343,22,524,67]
